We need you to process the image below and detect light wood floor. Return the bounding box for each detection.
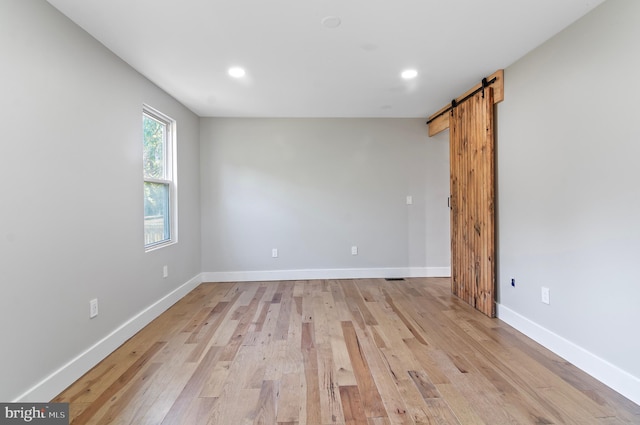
[54,278,639,424]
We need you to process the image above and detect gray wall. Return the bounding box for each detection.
[200,118,450,275]
[0,1,201,401]
[498,0,640,382]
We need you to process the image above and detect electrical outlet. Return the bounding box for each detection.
[351,246,358,255]
[90,298,98,318]
[272,248,278,258]
[541,287,550,305]
[163,265,168,278]
[406,195,413,205]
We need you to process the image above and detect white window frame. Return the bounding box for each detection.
[143,105,177,251]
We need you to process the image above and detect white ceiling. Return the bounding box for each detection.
[46,0,605,118]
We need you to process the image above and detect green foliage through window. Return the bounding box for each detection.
[143,114,165,180]
[143,109,174,248]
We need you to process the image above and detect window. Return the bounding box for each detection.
[143,106,176,250]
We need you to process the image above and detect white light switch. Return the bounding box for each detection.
[90,299,98,318]
[406,195,413,205]
[272,248,278,258]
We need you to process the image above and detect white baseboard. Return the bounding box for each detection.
[202,267,451,283]
[14,273,204,403]
[497,303,640,406]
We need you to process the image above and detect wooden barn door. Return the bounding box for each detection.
[449,88,496,317]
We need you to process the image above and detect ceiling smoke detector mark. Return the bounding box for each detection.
[321,16,341,29]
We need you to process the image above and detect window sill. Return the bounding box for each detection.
[145,240,177,253]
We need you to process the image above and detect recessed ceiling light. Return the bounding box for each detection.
[401,69,418,80]
[228,67,246,78]
[321,16,341,29]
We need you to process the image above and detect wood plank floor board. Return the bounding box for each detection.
[434,383,488,425]
[341,281,379,326]
[366,302,416,343]
[422,398,463,425]
[303,346,322,425]
[403,341,451,386]
[54,278,639,424]
[391,373,439,425]
[368,418,393,425]
[342,321,387,419]
[185,291,242,363]
[317,341,345,424]
[340,385,368,425]
[275,372,302,423]
[174,397,217,425]
[70,341,165,424]
[91,362,163,425]
[252,379,278,425]
[326,293,358,387]
[199,360,231,398]
[351,326,411,425]
[124,356,199,424]
[160,346,221,425]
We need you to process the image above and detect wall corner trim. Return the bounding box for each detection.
[14,273,204,403]
[497,303,640,406]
